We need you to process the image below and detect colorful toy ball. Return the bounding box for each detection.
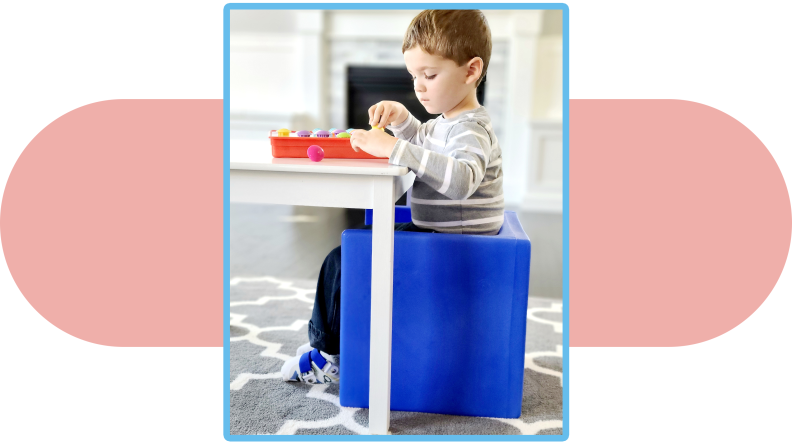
[346,128,354,133]
[296,130,311,137]
[328,128,338,134]
[277,128,290,137]
[316,130,330,138]
[312,128,322,133]
[336,132,351,138]
[307,145,324,162]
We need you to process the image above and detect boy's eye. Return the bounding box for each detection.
[426,74,437,80]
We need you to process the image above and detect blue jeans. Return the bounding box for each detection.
[308,222,436,355]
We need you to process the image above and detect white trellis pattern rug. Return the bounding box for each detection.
[229,276,564,436]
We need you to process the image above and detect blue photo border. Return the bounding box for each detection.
[224,3,569,441]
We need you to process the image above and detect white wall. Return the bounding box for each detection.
[524,10,564,212]
[229,10,324,133]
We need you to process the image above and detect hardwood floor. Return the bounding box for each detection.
[230,203,563,298]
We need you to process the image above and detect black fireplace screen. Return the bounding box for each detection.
[346,66,485,132]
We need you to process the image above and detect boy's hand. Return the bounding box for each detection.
[368,101,409,129]
[349,129,399,158]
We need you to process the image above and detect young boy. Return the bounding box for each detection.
[282,9,503,384]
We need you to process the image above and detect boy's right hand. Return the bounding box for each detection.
[368,101,409,129]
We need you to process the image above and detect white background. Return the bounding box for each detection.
[1,1,790,444]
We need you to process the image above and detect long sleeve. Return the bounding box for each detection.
[388,121,492,200]
[387,113,433,146]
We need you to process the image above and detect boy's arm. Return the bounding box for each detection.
[386,112,430,146]
[388,121,492,200]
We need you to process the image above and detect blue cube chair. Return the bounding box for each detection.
[340,208,531,418]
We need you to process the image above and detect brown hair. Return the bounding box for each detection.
[402,10,492,87]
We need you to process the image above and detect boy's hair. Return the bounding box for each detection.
[402,10,492,87]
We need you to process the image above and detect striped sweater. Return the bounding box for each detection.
[386,106,504,235]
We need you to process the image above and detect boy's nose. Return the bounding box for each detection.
[413,80,426,93]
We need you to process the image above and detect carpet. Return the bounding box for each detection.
[229,276,564,436]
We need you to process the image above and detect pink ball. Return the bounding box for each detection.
[307,145,324,162]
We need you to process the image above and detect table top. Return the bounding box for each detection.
[230,138,409,177]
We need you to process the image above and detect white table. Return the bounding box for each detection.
[230,139,414,435]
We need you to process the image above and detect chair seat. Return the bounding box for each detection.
[339,211,531,418]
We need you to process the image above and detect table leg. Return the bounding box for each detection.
[368,177,396,435]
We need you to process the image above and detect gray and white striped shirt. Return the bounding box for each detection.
[387,106,504,235]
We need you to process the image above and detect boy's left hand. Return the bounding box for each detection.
[349,129,398,158]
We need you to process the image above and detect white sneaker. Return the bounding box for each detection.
[281,348,340,384]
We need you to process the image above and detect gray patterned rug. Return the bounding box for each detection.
[229,276,564,436]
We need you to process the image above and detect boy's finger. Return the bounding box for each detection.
[368,105,376,125]
[370,103,384,126]
[375,107,385,128]
[381,106,393,128]
[351,133,364,148]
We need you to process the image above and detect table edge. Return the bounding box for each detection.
[230,161,410,177]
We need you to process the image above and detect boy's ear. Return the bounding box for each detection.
[465,57,484,85]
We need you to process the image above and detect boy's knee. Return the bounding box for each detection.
[327,245,342,267]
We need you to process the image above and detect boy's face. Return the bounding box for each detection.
[404,46,472,116]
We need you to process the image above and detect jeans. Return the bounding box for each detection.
[308,222,436,355]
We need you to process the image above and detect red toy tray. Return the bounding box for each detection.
[269,132,387,159]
